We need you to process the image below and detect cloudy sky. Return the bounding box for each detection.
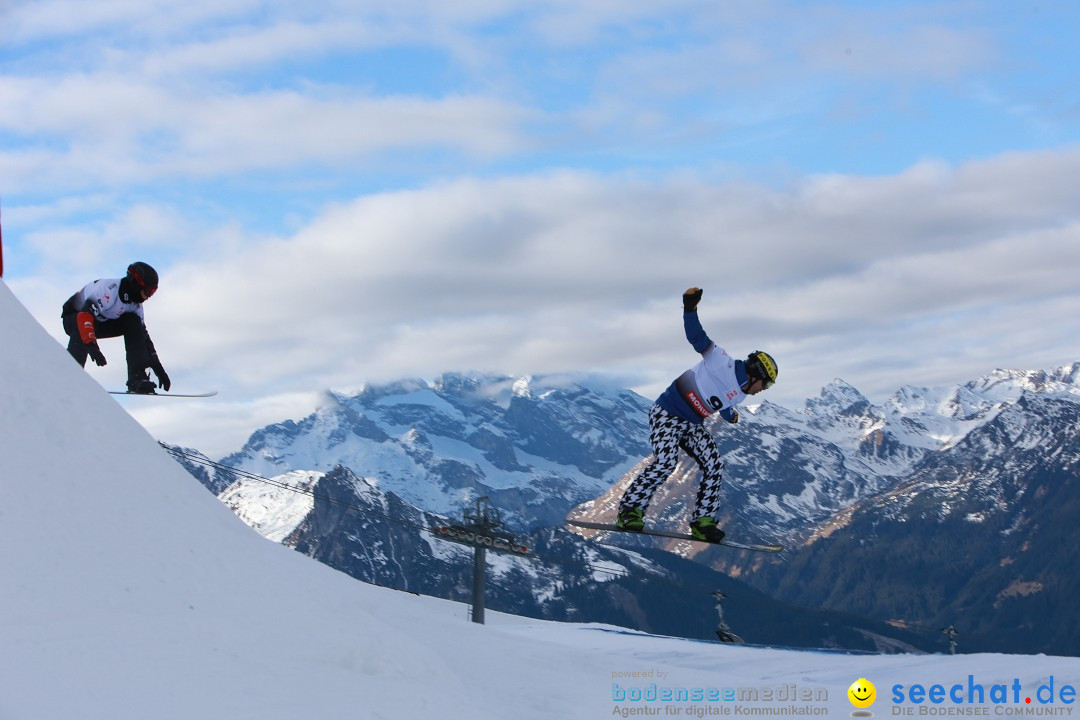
[2,1,1079,457]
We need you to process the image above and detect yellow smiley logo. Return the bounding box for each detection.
[848,678,876,709]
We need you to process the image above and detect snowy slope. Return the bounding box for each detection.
[3,280,1079,720]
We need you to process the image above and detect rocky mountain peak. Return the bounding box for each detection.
[805,379,875,417]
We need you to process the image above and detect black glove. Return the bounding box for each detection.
[87,342,107,367]
[150,356,171,392]
[683,287,703,312]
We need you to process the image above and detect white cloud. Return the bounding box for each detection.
[2,0,263,43]
[52,148,1058,453]
[800,9,994,81]
[0,72,536,191]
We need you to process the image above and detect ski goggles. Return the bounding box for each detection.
[130,269,158,298]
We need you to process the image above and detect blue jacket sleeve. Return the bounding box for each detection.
[683,311,714,354]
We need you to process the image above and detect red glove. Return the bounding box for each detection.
[76,312,97,344]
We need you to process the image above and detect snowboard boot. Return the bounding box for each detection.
[615,506,645,532]
[127,370,158,394]
[689,516,725,543]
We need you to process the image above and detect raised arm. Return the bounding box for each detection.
[681,287,714,355]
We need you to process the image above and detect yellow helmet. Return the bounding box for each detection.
[746,351,778,388]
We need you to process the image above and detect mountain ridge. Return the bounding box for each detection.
[188,361,1080,653]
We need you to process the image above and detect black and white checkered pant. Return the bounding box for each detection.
[620,403,725,521]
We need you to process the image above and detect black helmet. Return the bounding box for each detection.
[127,262,158,297]
[745,351,778,388]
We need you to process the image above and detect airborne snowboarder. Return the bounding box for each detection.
[615,287,778,542]
[61,261,171,394]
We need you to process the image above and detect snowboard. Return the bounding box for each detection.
[109,390,218,398]
[565,518,783,553]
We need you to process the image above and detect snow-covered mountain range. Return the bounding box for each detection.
[767,373,1080,655]
[182,361,1080,653]
[213,374,653,528]
[203,364,1080,540]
